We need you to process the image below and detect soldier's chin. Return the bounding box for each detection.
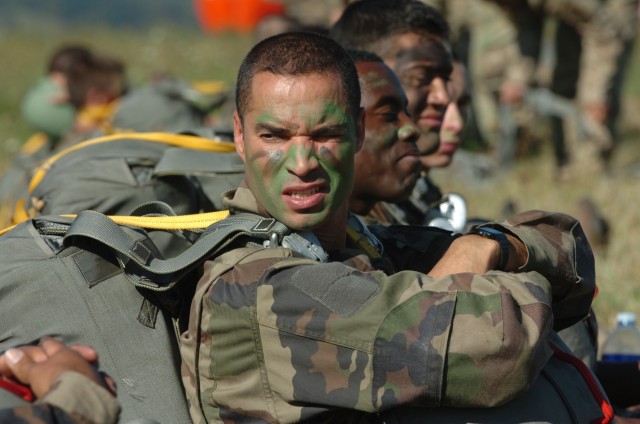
[416,132,440,156]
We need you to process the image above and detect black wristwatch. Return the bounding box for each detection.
[468,226,510,271]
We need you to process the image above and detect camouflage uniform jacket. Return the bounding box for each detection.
[0,372,120,424]
[181,184,595,423]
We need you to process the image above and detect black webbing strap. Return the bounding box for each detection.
[63,210,290,289]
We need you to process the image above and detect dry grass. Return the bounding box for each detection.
[432,136,640,332]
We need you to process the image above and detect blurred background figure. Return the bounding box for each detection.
[424,60,471,170]
[20,45,91,144]
[487,0,636,179]
[391,59,473,232]
[0,46,127,227]
[66,53,127,142]
[423,0,637,179]
[253,14,302,42]
[20,45,127,154]
[422,0,538,169]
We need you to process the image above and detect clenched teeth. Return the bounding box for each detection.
[288,188,319,198]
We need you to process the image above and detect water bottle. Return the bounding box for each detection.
[601,312,640,362]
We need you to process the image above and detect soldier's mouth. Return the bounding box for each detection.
[288,188,321,198]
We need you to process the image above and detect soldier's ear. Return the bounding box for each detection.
[355,106,365,153]
[233,111,246,161]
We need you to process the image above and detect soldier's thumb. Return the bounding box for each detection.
[4,348,36,385]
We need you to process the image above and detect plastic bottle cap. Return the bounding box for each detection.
[616,312,637,326]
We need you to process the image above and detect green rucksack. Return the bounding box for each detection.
[0,132,54,227]
[8,130,244,227]
[109,77,230,133]
[0,207,292,423]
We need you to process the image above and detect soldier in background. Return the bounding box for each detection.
[19,45,127,153]
[420,0,533,166]
[0,48,127,227]
[484,0,637,177]
[331,0,458,228]
[348,50,422,221]
[20,46,92,144]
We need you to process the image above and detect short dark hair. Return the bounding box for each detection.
[47,45,93,75]
[235,32,360,121]
[330,0,449,52]
[67,54,127,108]
[347,49,384,65]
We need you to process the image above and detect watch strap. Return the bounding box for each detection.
[468,226,510,270]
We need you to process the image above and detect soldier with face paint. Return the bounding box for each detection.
[330,0,457,227]
[178,32,604,423]
[332,0,452,161]
[348,50,422,221]
[427,61,471,169]
[386,60,475,229]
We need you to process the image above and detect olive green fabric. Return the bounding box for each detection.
[25,134,243,219]
[111,77,229,133]
[21,77,75,139]
[0,216,191,423]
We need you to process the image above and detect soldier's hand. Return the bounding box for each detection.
[583,101,608,124]
[0,337,105,399]
[500,80,525,105]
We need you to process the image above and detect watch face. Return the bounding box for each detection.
[474,227,498,238]
[481,228,497,238]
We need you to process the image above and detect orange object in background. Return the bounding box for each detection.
[194,0,286,33]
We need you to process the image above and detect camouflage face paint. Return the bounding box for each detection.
[268,149,285,166]
[240,73,358,231]
[389,35,452,158]
[352,61,421,212]
[363,124,396,152]
[397,124,416,141]
[361,71,391,90]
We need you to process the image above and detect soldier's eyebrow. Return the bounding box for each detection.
[254,122,295,136]
[372,94,404,111]
[310,123,350,138]
[403,62,453,77]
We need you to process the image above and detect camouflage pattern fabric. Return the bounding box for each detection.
[0,372,120,424]
[380,333,611,423]
[181,185,595,423]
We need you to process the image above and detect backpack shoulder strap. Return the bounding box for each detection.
[62,210,290,290]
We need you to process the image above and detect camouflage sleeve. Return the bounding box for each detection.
[0,372,120,424]
[478,210,596,331]
[183,247,554,422]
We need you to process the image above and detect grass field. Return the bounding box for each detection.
[1,26,639,335]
